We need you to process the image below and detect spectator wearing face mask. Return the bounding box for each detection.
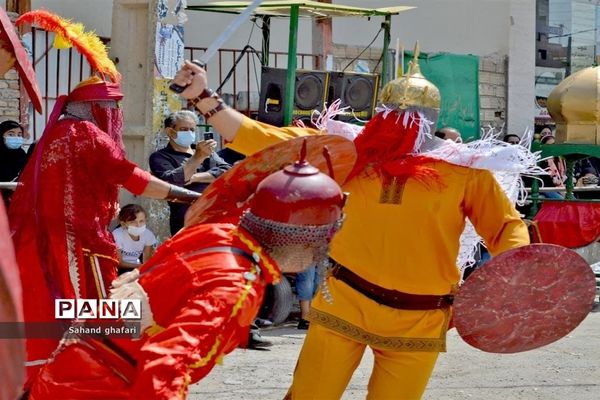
[149,111,231,235]
[112,204,157,274]
[0,120,31,204]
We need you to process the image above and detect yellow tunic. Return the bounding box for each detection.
[228,116,530,351]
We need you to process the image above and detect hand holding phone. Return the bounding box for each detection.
[192,138,217,160]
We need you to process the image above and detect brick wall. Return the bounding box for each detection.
[0,68,21,122]
[479,54,508,131]
[331,44,383,74]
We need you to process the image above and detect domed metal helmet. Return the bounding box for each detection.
[346,42,443,188]
[379,42,441,125]
[250,158,344,225]
[239,141,346,263]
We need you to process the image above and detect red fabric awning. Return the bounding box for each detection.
[533,200,600,248]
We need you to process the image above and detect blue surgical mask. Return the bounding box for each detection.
[173,130,195,148]
[4,136,24,150]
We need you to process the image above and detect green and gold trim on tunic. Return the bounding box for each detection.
[308,308,448,352]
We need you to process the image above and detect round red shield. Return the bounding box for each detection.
[184,135,356,226]
[0,8,43,114]
[453,244,596,353]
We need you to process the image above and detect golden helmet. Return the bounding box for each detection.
[379,42,441,111]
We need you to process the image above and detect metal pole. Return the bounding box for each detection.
[261,15,270,66]
[284,5,300,126]
[529,178,541,218]
[380,15,392,87]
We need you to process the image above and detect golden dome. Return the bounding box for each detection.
[547,66,600,144]
[379,42,441,111]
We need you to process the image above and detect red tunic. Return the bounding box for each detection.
[8,119,151,382]
[28,223,281,399]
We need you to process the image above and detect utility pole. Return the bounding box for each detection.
[312,0,332,70]
[111,0,185,239]
[566,35,572,77]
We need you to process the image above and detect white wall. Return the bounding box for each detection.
[334,0,510,57]
[507,0,536,135]
[32,0,113,37]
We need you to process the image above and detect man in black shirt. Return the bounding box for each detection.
[149,110,231,235]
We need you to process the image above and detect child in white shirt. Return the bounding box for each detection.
[112,204,157,273]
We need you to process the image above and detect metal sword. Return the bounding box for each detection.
[169,0,264,93]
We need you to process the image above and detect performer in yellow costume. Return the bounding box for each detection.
[172,51,530,399]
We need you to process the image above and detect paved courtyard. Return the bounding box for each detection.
[191,306,600,400]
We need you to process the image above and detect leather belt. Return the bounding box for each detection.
[330,261,453,310]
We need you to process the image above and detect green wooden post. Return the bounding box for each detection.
[283,5,300,126]
[528,178,541,218]
[380,14,392,87]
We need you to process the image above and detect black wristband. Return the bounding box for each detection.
[165,185,201,204]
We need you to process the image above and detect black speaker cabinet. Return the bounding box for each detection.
[327,71,380,122]
[258,67,329,127]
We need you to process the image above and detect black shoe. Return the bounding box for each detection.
[297,319,310,330]
[248,331,273,349]
[255,318,273,328]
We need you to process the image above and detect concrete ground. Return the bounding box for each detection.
[190,305,600,400]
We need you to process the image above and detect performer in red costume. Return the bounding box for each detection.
[25,140,347,399]
[9,11,199,385]
[1,7,44,398]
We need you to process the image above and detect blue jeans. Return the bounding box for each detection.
[477,248,491,267]
[541,191,563,199]
[296,265,319,301]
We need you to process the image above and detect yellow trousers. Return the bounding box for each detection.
[288,323,439,400]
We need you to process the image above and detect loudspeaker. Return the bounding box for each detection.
[258,67,329,127]
[327,71,380,122]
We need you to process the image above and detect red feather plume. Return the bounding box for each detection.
[16,10,120,83]
[347,111,443,189]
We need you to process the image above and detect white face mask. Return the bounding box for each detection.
[173,130,196,148]
[127,225,146,237]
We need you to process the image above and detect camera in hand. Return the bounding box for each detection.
[203,132,214,140]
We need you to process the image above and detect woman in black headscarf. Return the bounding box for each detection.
[0,120,29,205]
